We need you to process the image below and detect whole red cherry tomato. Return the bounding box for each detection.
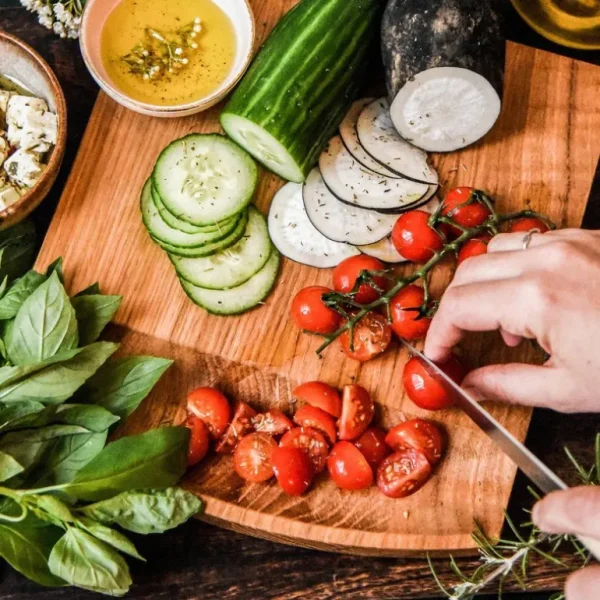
[185,415,210,467]
[233,433,277,483]
[457,234,492,265]
[187,387,231,439]
[327,441,373,491]
[509,217,550,234]
[338,384,374,441]
[293,381,342,418]
[272,446,314,496]
[390,285,431,341]
[354,427,391,470]
[340,312,392,362]
[385,418,443,466]
[441,187,492,237]
[291,286,341,334]
[332,255,386,304]
[391,210,444,263]
[377,449,432,498]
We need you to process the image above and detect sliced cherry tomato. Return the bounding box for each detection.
[457,234,492,265]
[252,410,293,436]
[403,354,467,411]
[332,255,386,304]
[354,427,391,470]
[280,427,329,473]
[215,401,256,454]
[509,217,550,234]
[271,446,314,496]
[293,381,342,418]
[187,387,231,439]
[338,384,374,441]
[391,210,443,263]
[185,415,210,467]
[441,187,492,237]
[340,312,392,361]
[390,285,431,341]
[385,419,443,466]
[377,449,432,498]
[291,286,341,334]
[293,405,337,444]
[327,441,373,491]
[233,432,277,483]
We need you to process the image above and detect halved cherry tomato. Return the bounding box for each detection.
[441,187,492,237]
[332,255,386,304]
[390,285,431,341]
[377,449,432,498]
[385,419,443,466]
[280,427,329,473]
[354,427,391,470]
[215,401,256,454]
[327,441,373,491]
[338,384,374,441]
[391,210,444,263]
[187,387,231,439]
[185,415,210,467]
[509,217,550,234]
[291,286,341,334]
[271,446,314,496]
[233,432,277,483]
[293,381,342,418]
[293,405,337,445]
[457,234,492,265]
[402,354,467,411]
[340,312,392,361]
[252,410,293,436]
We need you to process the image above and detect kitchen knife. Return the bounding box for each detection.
[398,338,600,561]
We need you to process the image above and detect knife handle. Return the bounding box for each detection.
[578,535,600,562]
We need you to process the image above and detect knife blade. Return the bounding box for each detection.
[398,337,600,561]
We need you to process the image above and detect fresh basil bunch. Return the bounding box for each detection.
[0,257,202,596]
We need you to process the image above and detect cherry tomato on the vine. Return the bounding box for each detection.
[338,384,374,441]
[377,449,432,498]
[233,433,277,483]
[293,405,337,444]
[293,381,342,418]
[332,255,387,304]
[272,446,314,496]
[390,285,431,341]
[340,312,392,362]
[385,418,443,466]
[509,217,550,234]
[354,427,391,470]
[187,387,231,439]
[402,354,467,411]
[185,414,210,467]
[441,187,492,237]
[391,210,444,263]
[280,427,329,473]
[251,410,293,436]
[457,234,492,265]
[215,401,256,454]
[327,441,373,491]
[291,286,341,334]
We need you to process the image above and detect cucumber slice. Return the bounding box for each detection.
[152,133,257,226]
[171,207,272,290]
[180,249,280,315]
[152,210,249,258]
[151,184,237,235]
[141,179,239,249]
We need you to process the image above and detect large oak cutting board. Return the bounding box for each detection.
[36,0,599,555]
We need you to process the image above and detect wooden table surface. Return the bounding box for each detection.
[0,2,599,599]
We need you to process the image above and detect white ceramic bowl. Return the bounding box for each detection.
[79,0,255,117]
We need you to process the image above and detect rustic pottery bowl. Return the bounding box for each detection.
[79,0,256,118]
[0,31,67,230]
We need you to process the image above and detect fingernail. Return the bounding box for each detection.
[461,385,485,402]
[531,502,542,527]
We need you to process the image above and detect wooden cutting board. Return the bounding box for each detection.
[36,0,599,556]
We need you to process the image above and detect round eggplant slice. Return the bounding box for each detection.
[268,182,359,269]
[373,182,438,215]
[303,168,399,245]
[318,136,429,211]
[356,99,438,185]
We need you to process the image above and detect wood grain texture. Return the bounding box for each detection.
[34,0,600,556]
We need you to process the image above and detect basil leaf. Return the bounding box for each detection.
[0,342,118,405]
[0,449,24,481]
[76,518,145,561]
[0,270,47,320]
[48,528,131,595]
[81,487,202,534]
[0,400,45,425]
[85,356,172,419]
[72,295,122,345]
[0,519,64,587]
[0,220,36,283]
[75,282,101,297]
[65,427,189,502]
[33,495,75,523]
[0,275,8,299]
[45,257,63,281]
[7,272,79,365]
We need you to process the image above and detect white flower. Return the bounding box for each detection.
[38,14,53,28]
[20,0,34,10]
[53,2,65,19]
[73,16,81,25]
[39,4,52,17]
[53,21,64,35]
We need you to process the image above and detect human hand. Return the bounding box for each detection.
[533,486,600,599]
[423,228,600,412]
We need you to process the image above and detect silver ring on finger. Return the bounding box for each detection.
[522,228,541,250]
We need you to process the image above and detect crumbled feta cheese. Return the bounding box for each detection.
[0,91,11,130]
[0,184,22,210]
[19,110,58,153]
[0,135,7,168]
[6,95,49,147]
[3,149,43,188]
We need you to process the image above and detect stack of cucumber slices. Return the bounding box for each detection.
[268,98,439,267]
[141,133,280,315]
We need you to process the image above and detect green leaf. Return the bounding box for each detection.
[48,528,131,595]
[7,272,79,365]
[65,427,189,502]
[0,275,8,299]
[0,220,37,283]
[0,270,47,320]
[0,449,24,480]
[45,257,63,281]
[81,487,203,534]
[85,356,173,419]
[0,342,118,405]
[0,519,65,587]
[75,282,101,297]
[0,400,45,425]
[76,518,145,561]
[34,495,75,523]
[72,295,122,345]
